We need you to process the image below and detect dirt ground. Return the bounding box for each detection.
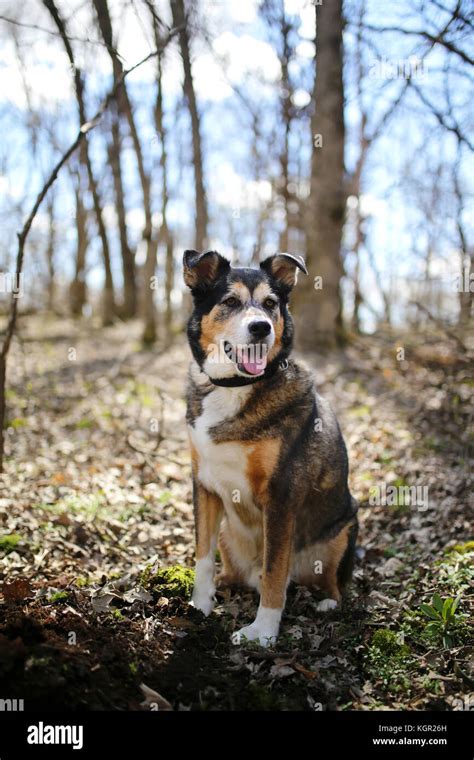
[0,316,472,711]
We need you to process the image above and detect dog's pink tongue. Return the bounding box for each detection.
[241,355,267,375]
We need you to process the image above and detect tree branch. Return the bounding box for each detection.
[409,78,474,150]
[357,21,473,66]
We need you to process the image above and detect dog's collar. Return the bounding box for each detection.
[208,358,289,388]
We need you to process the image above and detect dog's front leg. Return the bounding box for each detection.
[232,509,294,647]
[190,483,223,616]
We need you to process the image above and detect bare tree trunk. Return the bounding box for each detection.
[43,0,116,325]
[293,0,346,350]
[70,172,88,317]
[453,147,472,326]
[108,112,137,318]
[164,235,174,341]
[458,251,473,327]
[351,237,363,333]
[171,0,208,251]
[349,2,368,335]
[149,6,174,344]
[93,0,157,342]
[349,143,368,334]
[45,193,56,312]
[0,356,6,471]
[276,3,292,252]
[141,241,158,344]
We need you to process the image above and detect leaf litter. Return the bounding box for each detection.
[0,318,472,710]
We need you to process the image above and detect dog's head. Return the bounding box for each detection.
[183,250,307,381]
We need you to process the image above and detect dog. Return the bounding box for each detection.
[183,249,358,646]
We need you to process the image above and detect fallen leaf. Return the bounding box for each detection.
[139,683,173,711]
[3,578,33,602]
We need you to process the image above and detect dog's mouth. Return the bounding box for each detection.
[223,340,268,377]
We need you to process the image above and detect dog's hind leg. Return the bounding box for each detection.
[293,519,358,612]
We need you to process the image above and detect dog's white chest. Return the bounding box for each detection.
[188,386,254,509]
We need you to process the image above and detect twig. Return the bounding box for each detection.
[408,301,468,353]
[126,436,186,469]
[0,13,121,51]
[409,79,473,151]
[356,23,473,67]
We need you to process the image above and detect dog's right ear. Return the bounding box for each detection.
[183,250,230,291]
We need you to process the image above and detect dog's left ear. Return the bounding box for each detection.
[260,253,308,290]
[183,249,230,291]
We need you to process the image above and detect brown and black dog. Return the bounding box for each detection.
[184,249,358,646]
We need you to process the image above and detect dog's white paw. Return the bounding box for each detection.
[231,622,277,647]
[190,589,215,617]
[316,598,338,612]
[231,607,282,647]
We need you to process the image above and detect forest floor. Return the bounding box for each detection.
[0,315,472,711]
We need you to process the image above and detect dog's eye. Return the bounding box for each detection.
[263,298,277,309]
[222,296,240,307]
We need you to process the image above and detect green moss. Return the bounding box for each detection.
[26,655,53,669]
[9,417,27,429]
[134,381,154,407]
[0,534,22,553]
[139,564,195,599]
[47,591,69,604]
[111,609,125,621]
[74,576,91,588]
[365,629,413,694]
[370,629,411,657]
[447,541,474,555]
[349,404,370,418]
[76,418,93,429]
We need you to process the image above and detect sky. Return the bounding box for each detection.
[0,0,472,328]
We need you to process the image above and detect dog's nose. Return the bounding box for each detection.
[248,320,271,339]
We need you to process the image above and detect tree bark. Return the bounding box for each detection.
[148,5,174,344]
[45,193,56,312]
[453,147,472,327]
[108,112,137,318]
[93,0,157,342]
[170,0,208,251]
[70,171,88,317]
[293,0,346,350]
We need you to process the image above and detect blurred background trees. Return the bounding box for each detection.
[0,0,472,348]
